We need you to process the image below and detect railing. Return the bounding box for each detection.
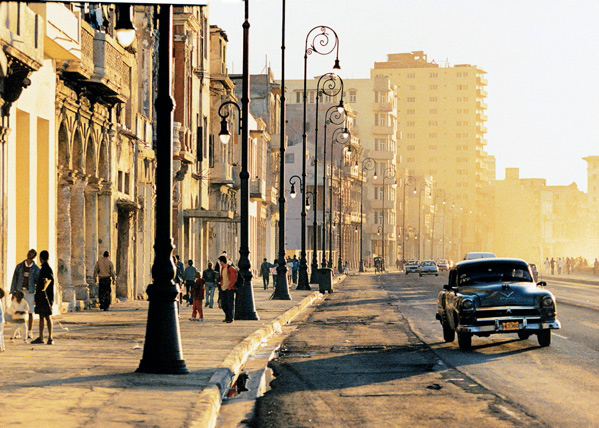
[210,162,233,184]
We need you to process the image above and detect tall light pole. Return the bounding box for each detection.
[136,5,188,375]
[215,0,258,320]
[273,0,290,300]
[321,99,347,269]
[359,158,376,272]
[418,181,429,261]
[375,167,395,271]
[402,176,416,267]
[310,73,344,283]
[299,26,340,290]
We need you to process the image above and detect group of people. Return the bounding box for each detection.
[173,253,239,323]
[258,255,300,289]
[544,256,589,275]
[0,249,55,351]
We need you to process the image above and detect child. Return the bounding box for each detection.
[189,272,205,321]
[0,288,5,351]
[9,290,29,343]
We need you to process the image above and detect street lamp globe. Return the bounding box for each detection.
[218,118,231,144]
[115,5,136,48]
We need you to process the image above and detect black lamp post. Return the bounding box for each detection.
[322,102,347,269]
[418,181,429,261]
[311,73,344,282]
[216,0,258,320]
[299,25,340,290]
[402,175,416,265]
[136,5,188,375]
[272,0,290,300]
[375,167,395,271]
[359,157,376,272]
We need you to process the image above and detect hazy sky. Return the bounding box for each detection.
[209,0,599,192]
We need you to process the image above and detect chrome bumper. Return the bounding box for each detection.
[456,319,561,333]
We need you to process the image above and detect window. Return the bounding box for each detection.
[285,153,295,163]
[429,133,437,138]
[407,109,415,115]
[430,84,438,90]
[457,84,469,90]
[430,72,438,78]
[407,157,415,163]
[349,90,356,103]
[429,145,438,150]
[429,109,438,114]
[378,114,387,126]
[407,97,415,103]
[118,171,123,192]
[406,133,415,139]
[407,145,415,151]
[407,72,415,78]
[124,172,130,195]
[296,91,301,103]
[406,121,415,127]
[429,97,438,102]
[309,91,315,103]
[429,121,438,126]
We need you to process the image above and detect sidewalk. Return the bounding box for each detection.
[0,281,339,427]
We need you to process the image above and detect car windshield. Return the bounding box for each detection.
[457,261,533,286]
[421,261,435,266]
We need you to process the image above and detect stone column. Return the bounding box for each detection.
[57,177,74,305]
[85,182,99,302]
[70,176,88,307]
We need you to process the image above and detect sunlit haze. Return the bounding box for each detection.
[210,0,599,192]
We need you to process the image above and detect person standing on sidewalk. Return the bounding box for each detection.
[292,255,300,285]
[190,273,205,321]
[10,249,39,340]
[94,251,116,311]
[202,262,217,308]
[182,260,198,306]
[259,258,271,290]
[31,250,54,345]
[218,255,238,323]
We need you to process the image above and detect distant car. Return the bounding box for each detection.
[419,260,439,277]
[463,252,496,260]
[529,263,539,282]
[405,260,419,275]
[436,258,561,350]
[437,259,450,271]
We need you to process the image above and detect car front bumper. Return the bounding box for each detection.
[456,319,561,333]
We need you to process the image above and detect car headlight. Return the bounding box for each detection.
[541,296,554,307]
[461,299,474,310]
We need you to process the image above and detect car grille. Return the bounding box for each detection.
[475,306,541,323]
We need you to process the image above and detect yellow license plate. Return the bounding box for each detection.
[503,321,519,331]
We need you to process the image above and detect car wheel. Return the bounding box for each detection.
[442,319,455,343]
[435,274,438,276]
[537,329,551,347]
[457,332,472,350]
[405,272,408,275]
[419,273,422,277]
[517,331,530,340]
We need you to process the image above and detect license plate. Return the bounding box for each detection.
[503,321,519,331]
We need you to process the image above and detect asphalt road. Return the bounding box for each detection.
[387,271,599,427]
[249,273,547,427]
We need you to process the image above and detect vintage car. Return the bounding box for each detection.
[436,258,560,350]
[437,259,450,271]
[405,260,419,275]
[418,260,439,276]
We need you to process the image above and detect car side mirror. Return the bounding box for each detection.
[537,281,547,287]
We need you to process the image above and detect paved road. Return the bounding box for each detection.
[249,273,542,427]
[388,272,599,427]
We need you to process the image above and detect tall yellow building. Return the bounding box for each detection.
[372,51,494,258]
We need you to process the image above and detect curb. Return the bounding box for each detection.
[190,290,324,428]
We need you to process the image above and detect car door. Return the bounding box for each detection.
[445,269,459,329]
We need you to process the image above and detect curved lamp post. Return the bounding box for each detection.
[375,167,395,271]
[299,26,340,290]
[310,73,344,283]
[359,157,376,272]
[402,176,416,263]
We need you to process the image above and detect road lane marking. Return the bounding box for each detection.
[553,333,568,339]
[580,321,599,330]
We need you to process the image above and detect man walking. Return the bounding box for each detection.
[202,261,217,308]
[218,255,238,323]
[259,258,271,290]
[10,249,40,340]
[94,251,116,311]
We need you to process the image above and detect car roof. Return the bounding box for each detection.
[455,257,529,268]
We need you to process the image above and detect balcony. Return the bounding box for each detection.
[476,112,488,122]
[265,186,278,205]
[2,3,44,70]
[371,125,395,135]
[476,99,488,110]
[372,101,394,112]
[476,136,488,146]
[477,87,488,98]
[250,178,266,201]
[210,162,234,185]
[63,21,94,80]
[477,75,488,86]
[86,31,132,104]
[477,124,488,134]
[373,149,396,161]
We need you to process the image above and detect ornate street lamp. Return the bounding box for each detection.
[402,176,416,264]
[214,0,258,320]
[273,0,290,300]
[136,5,188,375]
[322,101,347,268]
[310,73,344,282]
[359,158,376,272]
[299,25,341,290]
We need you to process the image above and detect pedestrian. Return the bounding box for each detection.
[0,288,5,352]
[10,249,39,340]
[218,255,238,323]
[182,260,198,306]
[8,290,29,342]
[566,257,572,275]
[550,257,555,275]
[271,259,278,286]
[594,258,599,276]
[292,255,300,285]
[286,257,294,284]
[259,258,271,290]
[31,250,54,345]
[558,257,564,275]
[202,261,217,308]
[190,272,205,321]
[94,251,116,311]
[544,257,550,274]
[174,255,185,304]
